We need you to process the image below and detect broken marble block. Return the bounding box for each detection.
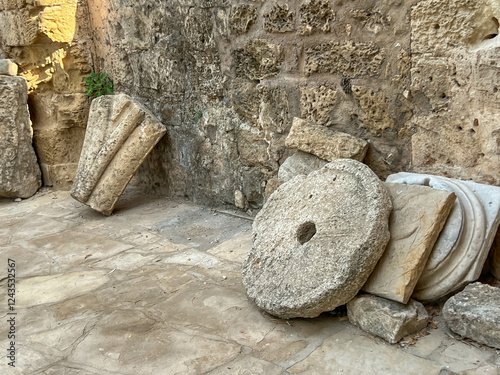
[0,59,18,76]
[386,172,500,302]
[278,151,328,183]
[347,294,429,344]
[443,283,500,349]
[242,159,392,319]
[0,76,41,198]
[71,94,167,215]
[285,117,369,162]
[363,183,455,304]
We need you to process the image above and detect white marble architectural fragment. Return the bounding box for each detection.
[386,172,500,302]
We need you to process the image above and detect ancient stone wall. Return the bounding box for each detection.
[84,0,414,207]
[0,0,94,189]
[2,0,499,207]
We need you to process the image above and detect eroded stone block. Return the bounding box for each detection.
[71,94,167,215]
[264,4,295,33]
[300,85,337,125]
[234,39,283,81]
[230,4,257,35]
[387,172,500,302]
[305,42,384,77]
[299,0,335,35]
[352,85,395,131]
[443,282,500,349]
[411,0,499,55]
[278,151,327,183]
[0,76,41,198]
[242,159,392,318]
[285,117,368,162]
[0,2,78,47]
[347,294,429,344]
[363,183,456,304]
[0,59,18,76]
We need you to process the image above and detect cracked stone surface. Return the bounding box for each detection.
[0,187,499,374]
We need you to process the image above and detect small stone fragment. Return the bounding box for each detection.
[234,190,247,209]
[0,76,41,198]
[285,118,368,162]
[71,94,167,215]
[278,152,328,183]
[0,59,18,76]
[443,283,500,349]
[363,183,456,304]
[347,294,429,344]
[242,159,392,319]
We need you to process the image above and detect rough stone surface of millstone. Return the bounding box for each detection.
[443,282,500,349]
[242,159,392,319]
[347,294,429,344]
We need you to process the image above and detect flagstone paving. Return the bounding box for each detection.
[0,187,499,374]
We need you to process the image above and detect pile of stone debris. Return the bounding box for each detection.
[242,117,500,349]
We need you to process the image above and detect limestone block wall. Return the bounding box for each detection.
[0,0,94,189]
[2,0,498,206]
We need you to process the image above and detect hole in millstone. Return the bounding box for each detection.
[297,222,317,245]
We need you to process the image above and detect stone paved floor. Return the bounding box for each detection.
[0,188,499,375]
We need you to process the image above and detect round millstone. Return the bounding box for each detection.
[242,159,392,319]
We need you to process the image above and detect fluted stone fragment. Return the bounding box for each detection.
[71,94,166,215]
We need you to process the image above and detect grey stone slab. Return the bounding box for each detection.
[347,294,429,344]
[243,159,392,318]
[287,330,443,375]
[278,151,328,183]
[8,270,110,308]
[387,172,500,302]
[67,309,242,374]
[443,282,500,349]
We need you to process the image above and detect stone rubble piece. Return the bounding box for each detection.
[242,159,392,319]
[387,172,500,302]
[71,94,167,215]
[347,294,429,344]
[285,117,369,162]
[443,282,500,349]
[0,59,18,76]
[0,76,41,198]
[278,151,328,183]
[363,183,456,304]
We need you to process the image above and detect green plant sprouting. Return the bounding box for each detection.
[84,71,114,98]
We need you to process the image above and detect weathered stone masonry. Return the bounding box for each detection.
[1,0,499,208]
